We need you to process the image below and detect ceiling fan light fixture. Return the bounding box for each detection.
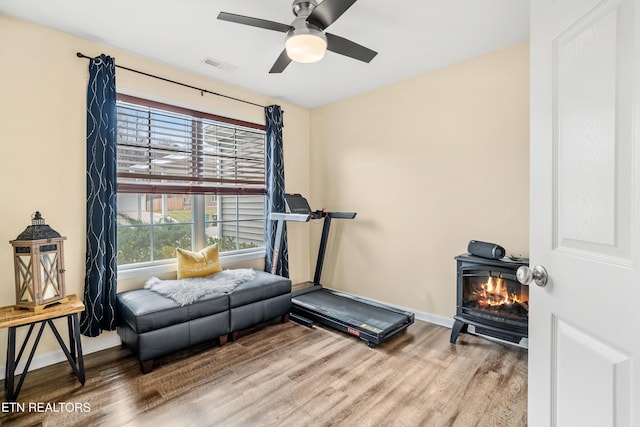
[218,0,377,73]
[285,31,327,63]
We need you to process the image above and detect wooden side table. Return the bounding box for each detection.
[0,294,85,401]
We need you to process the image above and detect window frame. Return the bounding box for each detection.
[115,94,267,276]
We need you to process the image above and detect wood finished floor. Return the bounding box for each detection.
[0,320,527,427]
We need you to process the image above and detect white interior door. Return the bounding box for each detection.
[530,0,640,425]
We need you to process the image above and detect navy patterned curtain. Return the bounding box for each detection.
[80,54,118,337]
[264,105,288,277]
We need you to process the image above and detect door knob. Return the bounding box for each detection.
[516,265,548,287]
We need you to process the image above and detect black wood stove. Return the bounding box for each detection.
[450,254,529,347]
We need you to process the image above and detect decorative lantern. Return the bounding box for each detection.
[9,212,67,311]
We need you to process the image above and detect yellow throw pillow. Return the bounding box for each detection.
[176,244,223,279]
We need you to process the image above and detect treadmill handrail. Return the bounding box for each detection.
[269,203,356,280]
[269,212,311,222]
[314,212,356,284]
[328,212,357,219]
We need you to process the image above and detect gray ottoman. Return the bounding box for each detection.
[116,270,292,373]
[229,270,292,339]
[117,289,229,373]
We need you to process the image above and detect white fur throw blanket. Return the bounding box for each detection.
[145,268,256,306]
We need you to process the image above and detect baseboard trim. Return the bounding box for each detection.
[414,310,455,329]
[0,303,455,380]
[0,331,121,380]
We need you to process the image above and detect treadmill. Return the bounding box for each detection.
[270,194,414,347]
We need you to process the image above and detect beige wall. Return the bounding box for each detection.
[310,42,530,319]
[0,15,311,360]
[0,13,529,368]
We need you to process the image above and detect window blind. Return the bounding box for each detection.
[116,94,266,195]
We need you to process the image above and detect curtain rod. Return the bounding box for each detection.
[76,52,266,109]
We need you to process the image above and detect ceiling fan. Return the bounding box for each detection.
[217,0,378,73]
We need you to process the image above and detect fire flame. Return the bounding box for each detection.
[476,276,523,307]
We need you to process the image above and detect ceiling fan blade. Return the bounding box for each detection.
[269,50,293,74]
[325,33,377,63]
[307,0,357,29]
[217,12,293,33]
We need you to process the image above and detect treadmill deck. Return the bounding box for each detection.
[292,288,414,346]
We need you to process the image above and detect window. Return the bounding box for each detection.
[115,94,266,269]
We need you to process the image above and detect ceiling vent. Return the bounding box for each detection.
[201,57,237,72]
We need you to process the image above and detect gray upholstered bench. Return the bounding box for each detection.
[228,271,293,340]
[116,270,291,373]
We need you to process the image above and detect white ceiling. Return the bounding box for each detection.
[0,0,530,109]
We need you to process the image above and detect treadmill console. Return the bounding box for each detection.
[285,193,323,219]
[284,193,311,214]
